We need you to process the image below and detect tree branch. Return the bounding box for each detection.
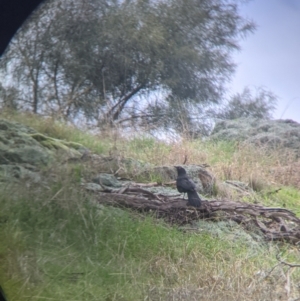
[85,185,300,244]
[105,84,145,122]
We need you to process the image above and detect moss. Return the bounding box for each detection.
[63,141,86,150]
[29,134,83,161]
[28,133,49,142]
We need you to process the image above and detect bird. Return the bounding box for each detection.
[175,166,201,207]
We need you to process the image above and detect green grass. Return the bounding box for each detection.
[261,187,300,216]
[1,177,292,301]
[2,111,300,299]
[1,181,300,300]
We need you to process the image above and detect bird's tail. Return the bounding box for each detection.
[187,191,201,207]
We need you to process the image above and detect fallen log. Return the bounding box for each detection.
[89,185,300,244]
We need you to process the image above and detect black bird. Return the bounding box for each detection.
[175,166,201,207]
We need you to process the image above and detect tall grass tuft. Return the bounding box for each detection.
[0,167,299,300]
[2,111,300,299]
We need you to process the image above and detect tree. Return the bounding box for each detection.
[216,87,278,120]
[0,82,19,110]
[0,1,56,114]
[1,0,255,131]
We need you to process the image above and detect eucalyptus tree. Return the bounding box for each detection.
[216,87,278,120]
[1,0,255,132]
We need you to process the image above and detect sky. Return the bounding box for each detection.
[230,0,300,122]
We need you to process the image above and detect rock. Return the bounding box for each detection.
[137,165,176,183]
[86,154,153,178]
[145,186,180,197]
[0,118,87,183]
[84,182,104,192]
[0,120,52,165]
[0,164,41,183]
[3,146,50,165]
[216,180,255,199]
[0,118,37,134]
[29,133,83,158]
[210,118,300,155]
[223,180,252,192]
[138,164,215,195]
[92,173,122,188]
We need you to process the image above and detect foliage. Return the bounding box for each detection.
[1,0,255,133]
[0,82,19,110]
[216,86,278,120]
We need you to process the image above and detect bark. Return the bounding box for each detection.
[90,185,300,244]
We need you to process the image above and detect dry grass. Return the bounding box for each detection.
[272,161,300,189]
[1,112,300,191]
[3,110,300,191]
[115,135,300,191]
[2,174,300,301]
[2,111,300,300]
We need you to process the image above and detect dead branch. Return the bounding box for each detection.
[276,253,300,268]
[90,186,300,244]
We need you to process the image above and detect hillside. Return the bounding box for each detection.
[1,112,300,300]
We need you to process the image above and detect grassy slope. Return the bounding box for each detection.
[1,112,300,300]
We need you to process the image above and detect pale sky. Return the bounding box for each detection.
[230,0,300,122]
